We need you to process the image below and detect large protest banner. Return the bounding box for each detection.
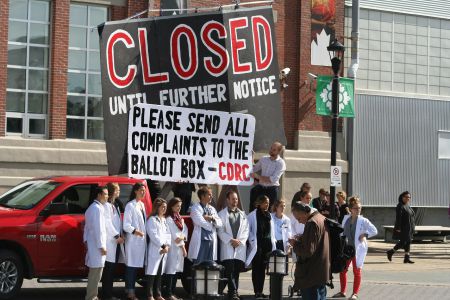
[99,6,286,175]
[129,104,255,185]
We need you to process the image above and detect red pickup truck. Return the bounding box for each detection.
[0,176,154,299]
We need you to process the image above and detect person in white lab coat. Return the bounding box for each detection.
[101,182,125,300]
[217,190,249,300]
[164,197,188,300]
[271,199,292,254]
[84,186,108,300]
[146,198,171,300]
[188,186,223,264]
[246,195,277,299]
[123,182,147,300]
[332,196,378,300]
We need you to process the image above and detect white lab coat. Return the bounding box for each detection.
[342,214,378,268]
[145,216,172,275]
[123,200,147,268]
[104,202,122,263]
[217,208,249,263]
[188,203,223,261]
[245,210,277,267]
[271,213,293,253]
[289,215,305,263]
[165,216,188,274]
[84,200,107,268]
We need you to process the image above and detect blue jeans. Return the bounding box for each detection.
[300,285,327,300]
[125,266,139,294]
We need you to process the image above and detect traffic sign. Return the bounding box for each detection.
[330,166,342,187]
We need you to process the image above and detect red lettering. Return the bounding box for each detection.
[242,164,250,181]
[219,162,226,180]
[171,25,198,80]
[201,21,229,77]
[106,29,137,88]
[229,17,252,74]
[227,163,234,181]
[234,163,243,181]
[138,28,169,85]
[252,16,273,71]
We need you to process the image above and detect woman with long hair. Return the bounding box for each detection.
[145,198,171,300]
[163,197,188,300]
[387,191,416,263]
[246,195,276,299]
[332,196,377,300]
[123,182,147,300]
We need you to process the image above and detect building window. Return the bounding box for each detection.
[345,7,450,97]
[438,131,450,159]
[67,4,107,140]
[6,0,50,137]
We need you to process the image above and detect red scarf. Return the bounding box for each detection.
[172,212,183,231]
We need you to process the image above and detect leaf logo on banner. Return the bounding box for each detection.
[316,75,355,118]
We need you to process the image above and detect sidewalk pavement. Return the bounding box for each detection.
[19,240,450,300]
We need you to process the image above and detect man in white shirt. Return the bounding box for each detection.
[249,142,286,211]
[84,186,108,300]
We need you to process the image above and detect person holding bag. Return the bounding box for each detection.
[332,196,377,300]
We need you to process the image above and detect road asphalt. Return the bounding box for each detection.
[17,240,450,300]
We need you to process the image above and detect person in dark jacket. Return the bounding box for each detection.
[289,202,330,300]
[387,191,416,263]
[336,191,350,224]
[290,182,312,207]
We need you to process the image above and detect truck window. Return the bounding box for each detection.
[116,184,133,211]
[52,184,96,214]
[0,180,60,209]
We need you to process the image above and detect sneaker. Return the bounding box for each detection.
[332,292,347,298]
[349,294,359,300]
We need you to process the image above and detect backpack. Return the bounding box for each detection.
[325,218,352,288]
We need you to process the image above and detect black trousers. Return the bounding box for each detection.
[251,239,271,294]
[162,273,177,297]
[146,260,163,297]
[220,259,243,295]
[101,245,120,299]
[394,238,411,252]
[249,185,279,212]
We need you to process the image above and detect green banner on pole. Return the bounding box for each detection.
[316,76,355,118]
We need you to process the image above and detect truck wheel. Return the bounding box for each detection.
[0,250,24,300]
[180,258,192,294]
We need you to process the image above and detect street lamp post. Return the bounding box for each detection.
[327,39,345,220]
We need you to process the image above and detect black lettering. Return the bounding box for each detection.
[181,159,189,178]
[199,137,207,157]
[173,111,181,130]
[225,118,234,136]
[131,131,139,150]
[133,106,141,127]
[165,111,173,130]
[196,160,205,179]
[186,113,196,132]
[131,155,139,174]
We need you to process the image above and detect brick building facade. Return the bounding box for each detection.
[0,0,347,200]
